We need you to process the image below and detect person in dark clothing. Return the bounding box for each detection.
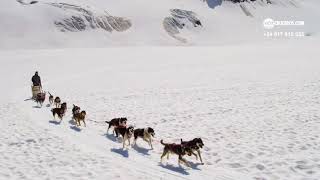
[32,71,42,87]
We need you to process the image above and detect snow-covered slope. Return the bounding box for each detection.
[1,0,320,180]
[1,39,320,179]
[0,0,319,48]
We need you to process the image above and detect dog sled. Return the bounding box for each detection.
[31,85,41,99]
[31,85,46,106]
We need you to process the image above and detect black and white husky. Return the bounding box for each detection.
[133,127,155,149]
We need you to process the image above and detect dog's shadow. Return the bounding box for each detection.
[69,119,77,126]
[32,105,42,108]
[188,161,202,170]
[158,163,189,175]
[132,144,151,156]
[111,148,129,158]
[49,120,61,125]
[70,126,81,132]
[104,133,119,142]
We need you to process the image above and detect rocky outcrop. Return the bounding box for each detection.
[17,1,132,33]
[50,3,132,33]
[163,9,202,43]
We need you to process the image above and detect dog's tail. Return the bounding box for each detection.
[160,139,167,146]
[105,121,110,124]
[48,92,52,96]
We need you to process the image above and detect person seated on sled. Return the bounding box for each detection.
[32,71,42,88]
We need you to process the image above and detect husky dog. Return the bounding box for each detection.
[114,126,134,149]
[34,92,46,107]
[160,140,193,167]
[54,96,61,108]
[72,104,81,120]
[74,110,86,127]
[133,127,155,149]
[181,138,204,164]
[51,102,67,121]
[105,117,127,134]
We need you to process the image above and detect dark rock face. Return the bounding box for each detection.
[225,0,272,4]
[226,0,257,3]
[163,9,202,43]
[17,1,132,33]
[202,0,222,9]
[170,9,202,28]
[49,3,132,33]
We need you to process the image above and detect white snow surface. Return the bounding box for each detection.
[1,0,320,179]
[1,39,320,179]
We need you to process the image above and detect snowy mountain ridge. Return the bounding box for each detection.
[0,0,319,49]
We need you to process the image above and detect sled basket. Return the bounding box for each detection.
[31,85,41,99]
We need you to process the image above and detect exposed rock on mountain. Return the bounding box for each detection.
[17,1,132,33]
[163,9,202,43]
[50,3,131,33]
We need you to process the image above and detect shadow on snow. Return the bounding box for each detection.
[111,148,129,158]
[69,119,77,126]
[70,125,82,132]
[32,105,42,108]
[188,161,203,170]
[49,120,61,125]
[132,144,151,156]
[104,133,119,142]
[158,163,189,175]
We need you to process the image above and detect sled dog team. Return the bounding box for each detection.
[36,91,204,167]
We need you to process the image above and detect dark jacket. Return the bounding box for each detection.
[32,74,41,86]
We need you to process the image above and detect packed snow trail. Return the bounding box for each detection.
[1,43,320,180]
[0,77,245,180]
